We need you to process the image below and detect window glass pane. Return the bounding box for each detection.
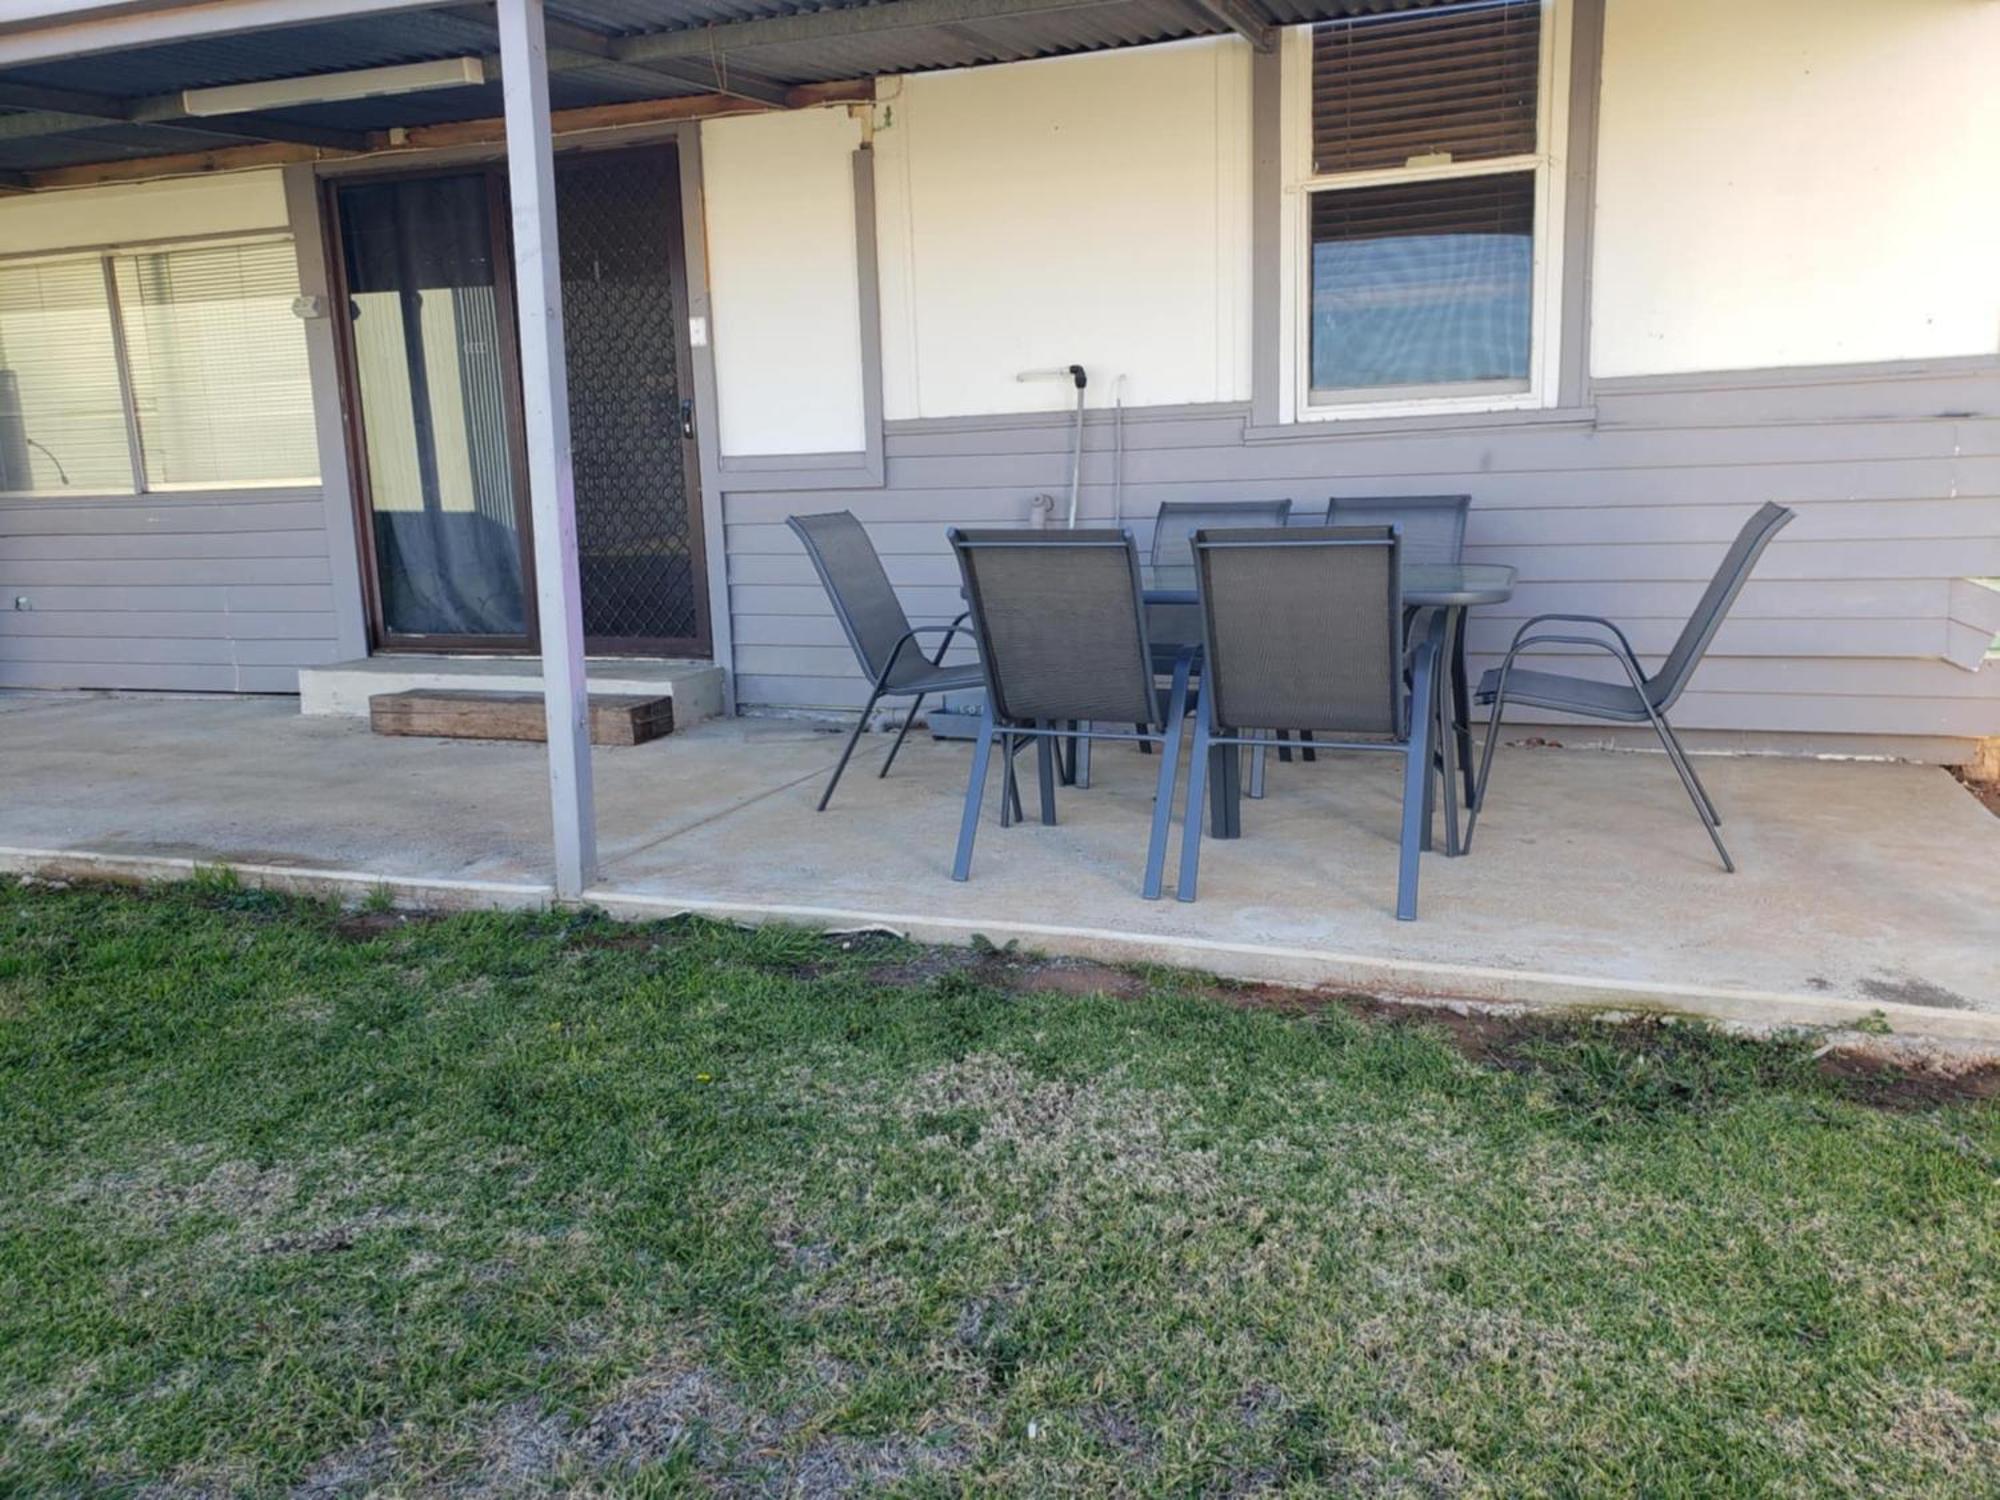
[113,240,319,487]
[0,257,132,494]
[1312,0,1541,176]
[1309,171,1534,397]
[336,174,527,639]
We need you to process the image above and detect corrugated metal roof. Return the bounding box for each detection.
[0,0,1458,177]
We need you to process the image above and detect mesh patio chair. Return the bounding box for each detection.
[1176,526,1446,921]
[1145,499,1297,776]
[1147,499,1296,667]
[789,511,985,812]
[948,528,1197,898]
[1326,494,1474,797]
[1465,501,1796,872]
[1323,494,1471,566]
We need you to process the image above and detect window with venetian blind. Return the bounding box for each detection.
[0,237,317,494]
[1296,0,1560,412]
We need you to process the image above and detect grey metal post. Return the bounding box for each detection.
[498,0,597,897]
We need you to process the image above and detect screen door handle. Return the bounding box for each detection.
[678,398,694,440]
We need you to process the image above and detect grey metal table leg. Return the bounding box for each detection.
[1437,609,1462,857]
[1451,609,1475,808]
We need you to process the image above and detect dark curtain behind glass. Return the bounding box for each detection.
[339,175,527,639]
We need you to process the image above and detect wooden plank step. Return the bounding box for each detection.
[369,689,674,746]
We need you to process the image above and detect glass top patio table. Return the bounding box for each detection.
[1139,561,1517,608]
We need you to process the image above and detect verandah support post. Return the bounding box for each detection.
[497,0,597,898]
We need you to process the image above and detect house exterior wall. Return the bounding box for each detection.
[3,1,1996,751]
[1589,0,2000,378]
[706,0,2000,757]
[0,168,362,693]
[703,108,870,457]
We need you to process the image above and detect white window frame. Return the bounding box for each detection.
[0,232,318,497]
[1277,0,1572,424]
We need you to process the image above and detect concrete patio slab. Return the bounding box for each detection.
[3,690,1996,1042]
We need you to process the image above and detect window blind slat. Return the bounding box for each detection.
[0,258,132,494]
[113,240,320,488]
[1312,1,1542,176]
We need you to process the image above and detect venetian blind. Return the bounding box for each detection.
[1311,0,1542,176]
[0,257,132,494]
[113,239,319,487]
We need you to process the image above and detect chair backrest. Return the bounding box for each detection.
[1194,526,1404,738]
[1147,500,1294,649]
[950,528,1161,727]
[1324,494,1471,567]
[1149,499,1295,577]
[787,511,913,683]
[1649,502,1795,709]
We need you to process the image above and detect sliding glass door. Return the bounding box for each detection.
[332,172,534,649]
[328,148,709,657]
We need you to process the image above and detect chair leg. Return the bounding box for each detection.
[1300,731,1317,764]
[1076,725,1092,790]
[1659,720,1722,826]
[951,714,996,881]
[818,685,884,811]
[1248,732,1267,800]
[999,733,1018,828]
[1433,651,1460,857]
[1208,738,1241,839]
[1036,725,1058,826]
[1056,721,1077,787]
[1135,723,1152,755]
[1275,729,1294,765]
[878,692,923,778]
[1646,708,1735,873]
[1451,614,1476,808]
[1142,654,1194,899]
[1463,683,1510,852]
[1396,723,1433,922]
[1176,705,1215,902]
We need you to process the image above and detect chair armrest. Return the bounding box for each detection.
[1496,633,1652,699]
[1506,612,1643,667]
[878,614,975,683]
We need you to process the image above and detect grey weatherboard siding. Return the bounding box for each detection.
[0,487,347,693]
[720,359,2000,752]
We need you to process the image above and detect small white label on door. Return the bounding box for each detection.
[689,316,709,347]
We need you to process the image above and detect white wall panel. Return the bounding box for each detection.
[873,38,1252,420]
[701,107,869,456]
[0,170,290,256]
[1591,0,2000,378]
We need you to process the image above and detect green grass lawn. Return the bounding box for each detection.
[1,878,1996,1497]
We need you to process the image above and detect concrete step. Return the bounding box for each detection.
[299,655,724,726]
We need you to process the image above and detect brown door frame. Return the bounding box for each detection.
[322,143,711,659]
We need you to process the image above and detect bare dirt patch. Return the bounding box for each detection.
[332,910,444,943]
[1204,987,2000,1113]
[1815,1054,2000,1112]
[863,949,1148,1000]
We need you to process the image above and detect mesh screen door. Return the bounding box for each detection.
[555,146,711,656]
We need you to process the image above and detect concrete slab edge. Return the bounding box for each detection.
[3,844,1992,1048]
[0,847,554,912]
[584,887,2000,1046]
